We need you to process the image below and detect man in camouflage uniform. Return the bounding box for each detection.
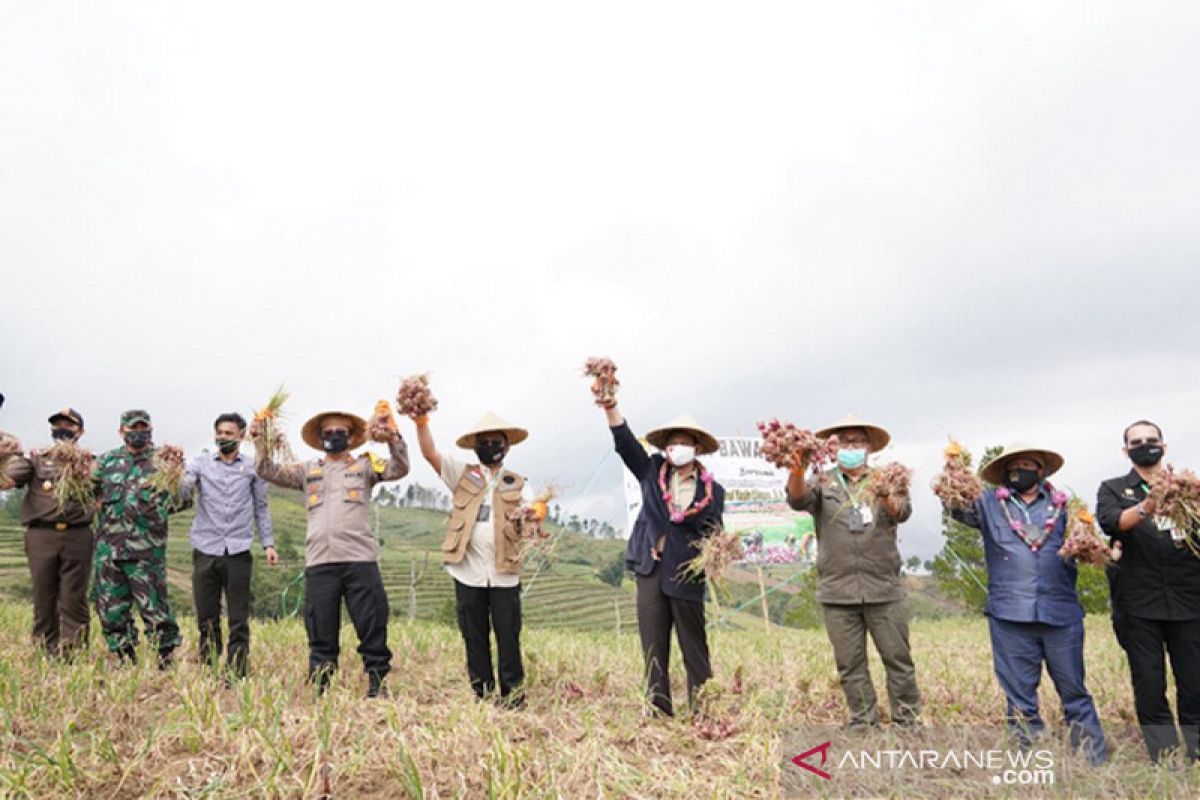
[0,408,96,657]
[92,409,186,667]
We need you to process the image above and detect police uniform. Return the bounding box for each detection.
[256,410,409,695]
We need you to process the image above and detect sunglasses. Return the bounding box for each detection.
[1128,438,1161,447]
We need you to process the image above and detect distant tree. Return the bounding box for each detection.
[1075,564,1111,614]
[596,551,626,588]
[904,555,922,574]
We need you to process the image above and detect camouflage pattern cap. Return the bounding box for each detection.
[120,409,152,426]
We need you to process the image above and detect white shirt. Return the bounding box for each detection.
[439,452,533,588]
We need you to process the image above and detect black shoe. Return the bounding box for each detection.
[497,691,526,710]
[367,675,389,699]
[157,651,176,671]
[116,645,138,666]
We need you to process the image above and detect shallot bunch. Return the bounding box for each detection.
[583,357,619,408]
[395,373,438,419]
[509,485,558,559]
[756,419,837,471]
[0,432,22,490]
[866,462,912,501]
[677,524,745,586]
[42,441,96,513]
[931,440,983,510]
[148,444,186,499]
[1059,497,1112,566]
[369,399,399,442]
[1146,465,1200,556]
[251,385,292,461]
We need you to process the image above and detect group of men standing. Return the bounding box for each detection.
[1,401,1198,764]
[1,408,276,673]
[774,416,1196,766]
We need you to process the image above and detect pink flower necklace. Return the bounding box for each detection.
[995,482,1067,553]
[658,461,715,524]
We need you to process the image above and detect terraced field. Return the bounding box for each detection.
[0,494,652,633]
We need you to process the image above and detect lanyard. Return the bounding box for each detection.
[835,469,869,507]
[479,466,504,504]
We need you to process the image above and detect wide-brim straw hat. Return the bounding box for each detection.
[644,414,720,456]
[301,411,368,451]
[816,414,891,452]
[980,442,1065,486]
[455,412,529,449]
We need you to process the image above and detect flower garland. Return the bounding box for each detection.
[659,460,715,523]
[995,482,1068,553]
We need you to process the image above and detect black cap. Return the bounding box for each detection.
[48,407,85,428]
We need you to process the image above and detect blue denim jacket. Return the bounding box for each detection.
[953,484,1083,625]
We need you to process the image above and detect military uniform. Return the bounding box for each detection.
[91,412,184,661]
[1,408,96,656]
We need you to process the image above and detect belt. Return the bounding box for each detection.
[32,521,87,531]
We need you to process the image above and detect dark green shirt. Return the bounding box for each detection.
[788,468,912,604]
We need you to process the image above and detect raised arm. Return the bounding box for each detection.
[376,431,410,483]
[413,417,442,475]
[248,420,305,490]
[609,407,653,478]
[786,454,820,513]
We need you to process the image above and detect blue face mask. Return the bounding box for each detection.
[837,448,867,469]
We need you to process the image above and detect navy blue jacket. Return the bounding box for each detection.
[613,421,725,602]
[952,484,1083,625]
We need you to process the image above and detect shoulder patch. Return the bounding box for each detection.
[503,474,516,484]
[466,469,485,486]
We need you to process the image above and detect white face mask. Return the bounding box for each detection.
[666,444,696,467]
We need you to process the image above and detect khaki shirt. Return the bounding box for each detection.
[3,451,95,528]
[257,437,409,567]
[789,467,911,604]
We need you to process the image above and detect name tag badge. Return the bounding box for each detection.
[848,505,866,533]
[859,504,874,528]
[477,505,491,522]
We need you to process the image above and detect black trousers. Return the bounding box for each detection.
[304,562,392,684]
[193,550,252,675]
[1113,612,1200,762]
[453,580,524,699]
[636,571,712,716]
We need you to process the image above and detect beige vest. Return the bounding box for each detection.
[442,465,525,575]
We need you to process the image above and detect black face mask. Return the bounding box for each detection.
[1129,444,1164,467]
[124,430,152,449]
[1004,468,1040,493]
[51,428,77,442]
[474,439,506,466]
[322,431,350,454]
[216,438,240,455]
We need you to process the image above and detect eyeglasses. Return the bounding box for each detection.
[1128,438,1161,447]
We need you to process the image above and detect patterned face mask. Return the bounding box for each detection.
[124,430,152,449]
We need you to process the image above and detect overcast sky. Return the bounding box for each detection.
[3,2,1199,560]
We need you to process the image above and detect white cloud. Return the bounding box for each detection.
[3,1,1199,558]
